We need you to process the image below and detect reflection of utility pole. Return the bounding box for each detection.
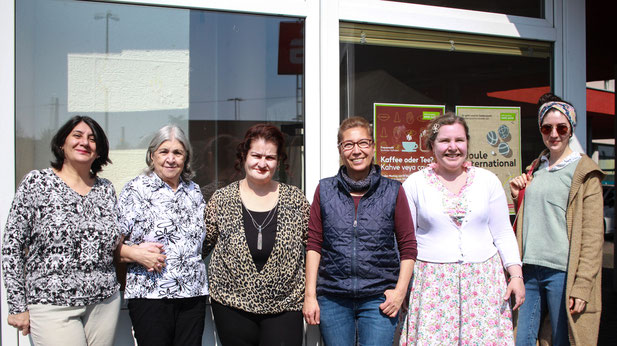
[95,10,119,56]
[95,10,119,133]
[50,96,59,129]
[227,97,244,120]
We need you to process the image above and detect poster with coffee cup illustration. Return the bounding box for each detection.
[456,106,521,213]
[373,103,445,183]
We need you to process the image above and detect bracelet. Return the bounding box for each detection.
[508,275,523,282]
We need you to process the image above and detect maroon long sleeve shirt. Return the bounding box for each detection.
[306,184,417,260]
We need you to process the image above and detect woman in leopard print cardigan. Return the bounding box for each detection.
[204,124,310,345]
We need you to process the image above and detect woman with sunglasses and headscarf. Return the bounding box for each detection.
[510,93,604,346]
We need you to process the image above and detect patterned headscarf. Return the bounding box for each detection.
[538,101,577,130]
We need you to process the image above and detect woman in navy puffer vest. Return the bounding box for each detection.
[303,116,417,346]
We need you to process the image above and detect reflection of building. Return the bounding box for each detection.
[67,50,189,113]
[2,1,616,345]
[98,149,146,194]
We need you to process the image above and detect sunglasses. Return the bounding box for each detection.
[540,123,569,136]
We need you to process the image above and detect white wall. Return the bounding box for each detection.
[556,0,588,152]
[1,0,16,344]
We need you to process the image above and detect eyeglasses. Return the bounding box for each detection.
[540,124,569,136]
[338,139,373,151]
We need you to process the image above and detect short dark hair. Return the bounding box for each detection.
[423,111,470,151]
[235,123,288,172]
[50,115,111,177]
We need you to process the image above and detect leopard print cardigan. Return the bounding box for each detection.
[204,181,310,314]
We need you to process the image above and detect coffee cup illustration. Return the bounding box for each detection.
[402,141,419,152]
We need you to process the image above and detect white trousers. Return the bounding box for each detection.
[28,291,121,346]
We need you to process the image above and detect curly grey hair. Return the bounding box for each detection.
[145,125,195,181]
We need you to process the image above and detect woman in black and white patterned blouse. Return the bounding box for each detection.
[116,125,208,346]
[2,115,121,346]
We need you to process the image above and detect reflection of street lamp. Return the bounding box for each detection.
[227,97,244,120]
[95,10,119,54]
[95,10,119,133]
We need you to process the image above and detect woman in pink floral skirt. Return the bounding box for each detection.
[399,112,525,345]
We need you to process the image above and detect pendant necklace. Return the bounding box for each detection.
[244,202,278,250]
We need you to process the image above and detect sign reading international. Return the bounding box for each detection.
[373,103,445,183]
[456,106,522,213]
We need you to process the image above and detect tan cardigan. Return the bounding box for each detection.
[204,181,310,314]
[514,152,604,345]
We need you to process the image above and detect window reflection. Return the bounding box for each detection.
[340,36,550,168]
[16,0,305,195]
[188,12,305,196]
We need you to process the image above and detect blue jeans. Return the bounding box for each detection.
[516,264,569,346]
[318,294,397,346]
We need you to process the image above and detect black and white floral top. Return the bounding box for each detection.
[117,173,208,299]
[2,169,121,315]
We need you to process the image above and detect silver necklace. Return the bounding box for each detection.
[244,202,278,250]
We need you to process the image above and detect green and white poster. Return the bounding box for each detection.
[456,106,522,213]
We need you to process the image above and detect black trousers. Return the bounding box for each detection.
[128,296,206,346]
[211,299,303,346]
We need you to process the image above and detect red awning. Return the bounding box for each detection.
[486,86,550,105]
[487,86,614,116]
[587,88,615,115]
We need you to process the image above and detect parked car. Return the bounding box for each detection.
[604,185,615,236]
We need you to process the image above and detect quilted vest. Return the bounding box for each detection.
[317,165,400,297]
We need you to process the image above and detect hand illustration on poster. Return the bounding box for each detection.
[373,103,445,183]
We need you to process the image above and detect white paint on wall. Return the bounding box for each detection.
[68,50,189,112]
[98,149,147,193]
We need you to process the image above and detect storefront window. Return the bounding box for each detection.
[340,22,551,169]
[16,0,305,196]
[384,0,545,18]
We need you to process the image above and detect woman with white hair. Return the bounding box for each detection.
[117,125,208,346]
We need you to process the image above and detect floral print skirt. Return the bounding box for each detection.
[398,253,514,346]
